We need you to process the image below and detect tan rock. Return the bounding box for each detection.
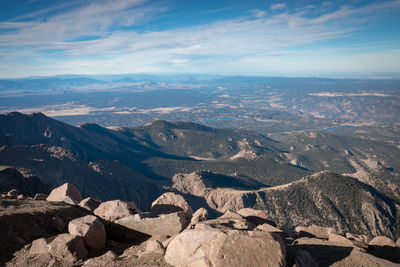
[293,237,399,267]
[17,194,24,200]
[48,234,88,263]
[397,237,400,247]
[369,236,396,247]
[345,232,370,243]
[46,183,83,203]
[189,207,208,229]
[236,208,276,226]
[68,215,106,250]
[83,250,117,267]
[328,233,354,246]
[63,196,78,205]
[115,211,186,237]
[33,193,48,200]
[165,229,286,267]
[195,217,256,231]
[151,192,193,223]
[79,197,101,211]
[256,223,283,233]
[29,238,49,254]
[218,211,245,219]
[94,200,138,221]
[295,225,336,239]
[144,240,166,255]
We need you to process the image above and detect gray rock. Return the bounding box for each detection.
[195,217,256,231]
[328,233,354,246]
[79,197,101,211]
[188,207,208,229]
[236,208,276,226]
[115,211,186,237]
[94,200,138,221]
[48,234,88,263]
[151,192,193,224]
[144,240,166,255]
[29,238,49,254]
[68,215,106,250]
[369,236,396,247]
[83,250,117,267]
[47,183,82,203]
[295,225,336,239]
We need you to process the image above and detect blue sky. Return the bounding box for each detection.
[0,0,399,78]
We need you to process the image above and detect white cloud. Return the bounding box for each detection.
[270,3,287,11]
[0,0,400,77]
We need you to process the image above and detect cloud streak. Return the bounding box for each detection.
[0,0,400,77]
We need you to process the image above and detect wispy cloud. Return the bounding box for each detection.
[270,3,287,11]
[0,0,400,77]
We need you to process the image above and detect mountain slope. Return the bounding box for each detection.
[169,170,400,239]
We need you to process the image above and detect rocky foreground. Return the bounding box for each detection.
[1,183,400,267]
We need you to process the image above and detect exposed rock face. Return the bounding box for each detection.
[82,251,117,267]
[345,232,370,243]
[115,211,186,237]
[369,236,397,247]
[292,237,399,266]
[48,234,88,263]
[195,217,256,231]
[256,223,284,233]
[165,229,286,267]
[0,198,90,265]
[171,171,400,239]
[78,197,101,211]
[144,240,166,255]
[189,207,208,229]
[219,211,245,219]
[29,238,49,254]
[94,200,138,221]
[46,183,83,204]
[68,215,106,250]
[296,225,336,239]
[151,192,193,223]
[328,233,354,246]
[237,208,276,226]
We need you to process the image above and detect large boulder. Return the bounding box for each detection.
[94,200,138,221]
[345,232,370,243]
[33,193,48,201]
[46,183,82,204]
[29,238,49,254]
[115,211,186,237]
[165,229,286,267]
[48,234,88,263]
[236,208,276,226]
[295,225,336,239]
[328,233,354,246]
[79,197,101,211]
[368,236,396,247]
[151,192,193,223]
[68,215,106,250]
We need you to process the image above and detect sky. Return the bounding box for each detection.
[0,0,399,78]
